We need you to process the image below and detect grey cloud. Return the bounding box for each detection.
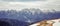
[0,0,46,2]
[0,2,40,9]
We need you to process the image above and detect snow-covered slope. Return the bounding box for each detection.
[0,9,60,23]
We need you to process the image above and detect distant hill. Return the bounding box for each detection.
[0,9,60,26]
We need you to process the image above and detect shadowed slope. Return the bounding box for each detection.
[0,9,60,26]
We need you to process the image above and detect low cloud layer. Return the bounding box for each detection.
[0,0,60,11]
[0,1,41,9]
[0,0,45,2]
[0,1,42,10]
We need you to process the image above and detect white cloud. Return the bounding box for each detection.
[0,1,43,10]
[40,0,60,11]
[0,0,45,2]
[0,0,60,11]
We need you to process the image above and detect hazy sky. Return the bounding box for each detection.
[0,0,44,10]
[0,0,60,11]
